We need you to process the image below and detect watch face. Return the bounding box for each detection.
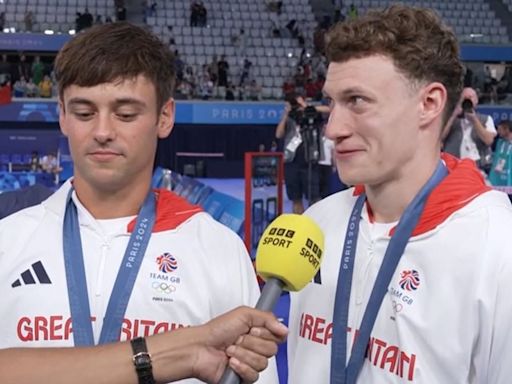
[134,352,152,368]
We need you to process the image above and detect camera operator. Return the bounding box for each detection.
[442,87,496,173]
[275,93,325,213]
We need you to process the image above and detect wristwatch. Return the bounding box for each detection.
[131,337,156,384]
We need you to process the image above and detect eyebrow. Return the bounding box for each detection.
[66,97,148,109]
[322,86,368,99]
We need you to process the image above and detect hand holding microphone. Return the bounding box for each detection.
[219,213,324,384]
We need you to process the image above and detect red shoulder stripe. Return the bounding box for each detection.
[127,189,203,233]
[353,153,491,236]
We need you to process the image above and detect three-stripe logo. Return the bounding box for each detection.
[11,261,52,288]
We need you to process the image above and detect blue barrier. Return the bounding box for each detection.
[0,100,284,125]
[0,171,57,192]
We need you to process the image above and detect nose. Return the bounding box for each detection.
[325,105,352,142]
[93,113,116,144]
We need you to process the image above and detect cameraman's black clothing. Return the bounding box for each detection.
[281,118,320,201]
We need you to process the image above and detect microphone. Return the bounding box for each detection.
[219,213,324,384]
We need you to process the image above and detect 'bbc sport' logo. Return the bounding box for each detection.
[399,270,420,291]
[268,227,295,238]
[305,238,322,259]
[156,253,178,273]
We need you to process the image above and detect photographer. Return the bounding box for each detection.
[275,94,325,213]
[442,87,496,173]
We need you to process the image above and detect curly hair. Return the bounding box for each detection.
[54,22,175,112]
[325,4,463,124]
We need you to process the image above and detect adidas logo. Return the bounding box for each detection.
[11,261,52,288]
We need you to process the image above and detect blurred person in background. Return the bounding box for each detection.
[443,87,496,174]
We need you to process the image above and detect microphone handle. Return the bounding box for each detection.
[218,278,285,384]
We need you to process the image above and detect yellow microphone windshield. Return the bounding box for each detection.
[255,214,324,291]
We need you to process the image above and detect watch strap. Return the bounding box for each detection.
[131,337,156,384]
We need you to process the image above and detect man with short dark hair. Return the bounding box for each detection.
[0,22,283,384]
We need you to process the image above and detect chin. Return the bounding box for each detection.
[337,168,366,187]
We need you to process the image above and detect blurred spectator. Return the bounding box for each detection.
[489,120,512,186]
[50,70,58,97]
[13,77,27,97]
[320,15,332,30]
[247,80,262,101]
[183,66,196,96]
[144,0,157,20]
[266,0,283,14]
[311,53,327,77]
[38,74,52,98]
[174,50,185,81]
[24,11,34,32]
[197,1,207,26]
[293,66,306,94]
[105,16,113,23]
[239,58,252,86]
[493,118,511,151]
[95,15,103,25]
[176,79,193,99]
[304,78,317,99]
[40,152,62,175]
[15,54,31,85]
[116,6,126,21]
[208,54,218,86]
[304,75,324,100]
[31,55,44,86]
[232,29,247,59]
[200,64,209,79]
[313,26,326,54]
[285,19,305,48]
[286,19,300,39]
[463,66,473,87]
[301,57,312,79]
[29,151,40,172]
[217,55,229,87]
[75,12,83,32]
[270,12,281,37]
[190,1,198,26]
[82,8,93,29]
[0,80,11,104]
[225,83,236,100]
[25,78,39,97]
[282,77,295,98]
[0,12,5,32]
[167,26,176,51]
[198,73,213,100]
[0,54,11,84]
[190,1,207,27]
[443,87,496,174]
[484,65,496,91]
[348,3,358,19]
[313,75,325,99]
[333,8,345,23]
